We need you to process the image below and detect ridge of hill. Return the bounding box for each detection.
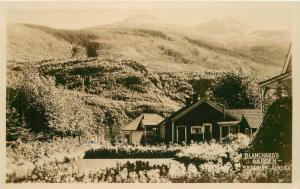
[9,23,284,78]
[7,24,73,62]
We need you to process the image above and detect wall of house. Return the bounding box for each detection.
[239,117,250,134]
[131,131,143,144]
[164,102,237,144]
[160,125,165,140]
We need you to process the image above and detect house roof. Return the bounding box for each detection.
[259,44,292,88]
[258,72,291,88]
[281,44,292,74]
[160,98,239,124]
[122,113,164,131]
[226,109,262,128]
[142,113,165,126]
[122,115,143,131]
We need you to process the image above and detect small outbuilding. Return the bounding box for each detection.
[122,113,164,144]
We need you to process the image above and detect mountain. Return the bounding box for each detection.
[192,17,253,36]
[7,22,288,78]
[115,13,165,28]
[186,17,290,66]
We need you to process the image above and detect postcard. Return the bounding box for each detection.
[1,1,300,189]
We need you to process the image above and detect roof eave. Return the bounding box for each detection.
[259,72,292,88]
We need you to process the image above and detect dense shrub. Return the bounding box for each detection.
[212,72,258,109]
[85,42,100,57]
[84,144,181,159]
[251,97,292,162]
[7,67,96,139]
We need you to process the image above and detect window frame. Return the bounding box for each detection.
[229,125,238,134]
[191,126,203,134]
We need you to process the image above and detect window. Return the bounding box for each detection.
[230,126,238,134]
[125,134,131,144]
[143,127,159,137]
[191,126,203,134]
[245,128,250,135]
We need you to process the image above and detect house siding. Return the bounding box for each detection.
[131,131,143,144]
[164,101,238,144]
[160,125,165,140]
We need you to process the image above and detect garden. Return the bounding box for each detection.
[6,133,292,183]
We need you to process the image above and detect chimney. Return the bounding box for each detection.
[192,93,199,103]
[185,97,192,106]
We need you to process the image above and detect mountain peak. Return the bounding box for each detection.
[194,17,253,35]
[115,13,164,28]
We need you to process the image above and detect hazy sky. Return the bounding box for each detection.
[6,1,292,30]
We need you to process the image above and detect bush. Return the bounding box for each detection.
[251,97,292,162]
[175,134,251,166]
[212,72,258,109]
[7,67,96,139]
[85,42,99,57]
[84,144,181,159]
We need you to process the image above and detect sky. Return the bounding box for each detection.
[6,1,292,30]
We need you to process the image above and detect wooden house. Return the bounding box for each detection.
[122,113,164,144]
[160,97,262,144]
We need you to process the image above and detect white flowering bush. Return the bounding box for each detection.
[6,138,91,182]
[7,142,291,183]
[6,133,291,183]
[221,133,251,151]
[168,163,186,180]
[175,134,251,165]
[176,142,228,164]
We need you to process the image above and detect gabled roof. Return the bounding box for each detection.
[122,115,143,131]
[142,113,165,125]
[226,109,262,128]
[161,98,238,123]
[281,44,292,74]
[122,113,164,131]
[259,44,292,88]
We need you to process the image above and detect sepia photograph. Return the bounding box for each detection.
[1,1,299,186]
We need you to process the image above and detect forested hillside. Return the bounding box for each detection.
[7,58,223,141]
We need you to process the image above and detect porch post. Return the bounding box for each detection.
[185,126,187,144]
[176,127,178,143]
[259,87,264,116]
[219,125,222,139]
[171,121,175,143]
